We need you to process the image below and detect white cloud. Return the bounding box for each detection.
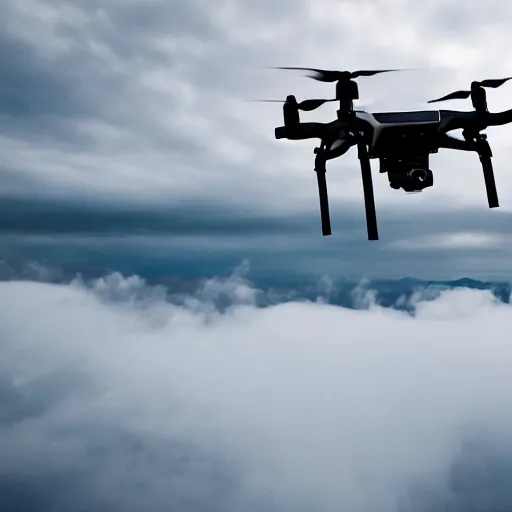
[1,274,512,510]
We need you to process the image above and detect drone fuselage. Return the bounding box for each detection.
[277,109,445,154]
[356,110,440,157]
[275,106,512,150]
[352,110,440,192]
[274,107,512,193]
[276,108,443,192]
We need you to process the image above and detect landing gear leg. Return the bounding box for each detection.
[357,141,379,240]
[314,147,331,236]
[476,136,499,208]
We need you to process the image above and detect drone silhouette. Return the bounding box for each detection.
[261,67,512,240]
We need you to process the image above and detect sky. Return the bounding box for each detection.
[2,0,512,278]
[3,2,512,510]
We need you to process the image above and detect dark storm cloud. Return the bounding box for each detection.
[0,197,309,235]
[1,195,510,241]
[0,196,511,280]
[0,22,96,147]
[0,30,83,119]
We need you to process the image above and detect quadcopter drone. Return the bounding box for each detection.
[262,67,512,240]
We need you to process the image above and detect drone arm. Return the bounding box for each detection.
[486,108,512,126]
[438,110,478,133]
[438,108,512,133]
[275,120,341,140]
[437,133,474,152]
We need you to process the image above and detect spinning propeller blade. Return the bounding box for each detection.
[296,98,338,111]
[272,67,402,82]
[254,97,375,112]
[478,76,512,88]
[253,98,338,111]
[428,76,512,103]
[427,90,471,103]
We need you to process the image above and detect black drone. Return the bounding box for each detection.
[262,67,512,240]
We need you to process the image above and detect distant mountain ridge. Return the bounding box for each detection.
[259,276,512,312]
[353,276,511,310]
[0,255,510,311]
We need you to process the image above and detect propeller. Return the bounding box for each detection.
[253,97,375,112]
[253,98,338,111]
[271,67,402,82]
[427,76,512,103]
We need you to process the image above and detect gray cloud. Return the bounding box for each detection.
[0,31,81,119]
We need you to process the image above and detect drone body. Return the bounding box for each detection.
[266,67,512,239]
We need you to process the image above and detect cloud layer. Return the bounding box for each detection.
[3,196,512,280]
[2,274,512,511]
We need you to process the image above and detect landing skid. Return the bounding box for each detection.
[313,141,378,240]
[477,137,498,208]
[314,149,331,236]
[358,142,379,240]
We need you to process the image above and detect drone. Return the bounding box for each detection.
[261,67,512,240]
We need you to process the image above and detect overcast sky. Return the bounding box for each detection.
[4,4,512,509]
[3,0,512,278]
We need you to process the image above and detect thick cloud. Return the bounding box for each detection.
[1,275,512,510]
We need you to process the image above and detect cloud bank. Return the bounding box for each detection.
[3,196,512,281]
[1,273,512,511]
